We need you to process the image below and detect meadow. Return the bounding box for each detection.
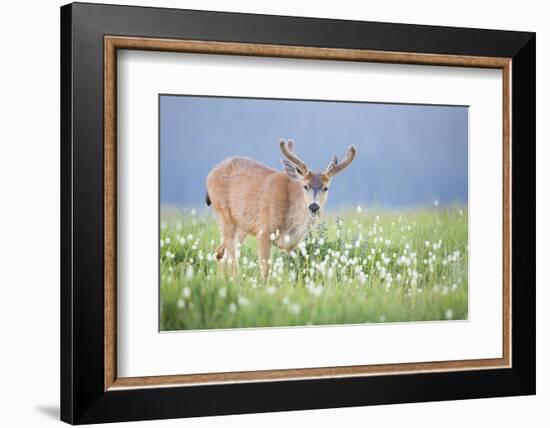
[160,206,468,331]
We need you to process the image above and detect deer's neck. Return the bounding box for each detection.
[275,181,316,250]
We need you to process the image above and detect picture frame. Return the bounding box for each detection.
[60,2,535,424]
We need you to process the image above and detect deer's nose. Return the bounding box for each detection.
[309,203,320,213]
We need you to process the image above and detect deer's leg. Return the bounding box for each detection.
[221,223,239,278]
[257,235,271,280]
[213,234,226,261]
[212,209,231,261]
[235,228,247,257]
[211,209,237,278]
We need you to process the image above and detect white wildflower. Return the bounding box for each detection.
[228,303,237,313]
[445,309,453,320]
[238,295,250,306]
[182,287,191,298]
[288,303,301,314]
[185,266,193,280]
[357,205,362,213]
[411,270,419,286]
[218,288,227,299]
[176,299,185,309]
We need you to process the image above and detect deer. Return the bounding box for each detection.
[205,139,357,279]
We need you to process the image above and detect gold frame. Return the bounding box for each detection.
[104,36,512,391]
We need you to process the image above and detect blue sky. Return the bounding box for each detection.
[160,95,468,210]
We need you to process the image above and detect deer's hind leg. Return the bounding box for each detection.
[224,224,239,278]
[257,234,272,281]
[212,209,240,278]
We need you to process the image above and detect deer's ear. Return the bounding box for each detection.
[281,159,303,180]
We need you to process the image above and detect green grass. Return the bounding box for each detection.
[160,206,468,331]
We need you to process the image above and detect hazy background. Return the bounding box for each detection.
[160,95,468,210]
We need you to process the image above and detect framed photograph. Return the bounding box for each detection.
[61,2,535,424]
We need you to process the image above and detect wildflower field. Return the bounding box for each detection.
[160,207,468,331]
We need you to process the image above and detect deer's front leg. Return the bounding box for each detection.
[257,236,271,280]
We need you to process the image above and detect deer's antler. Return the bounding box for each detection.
[326,145,357,177]
[279,139,309,174]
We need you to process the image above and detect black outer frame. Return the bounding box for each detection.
[60,2,535,424]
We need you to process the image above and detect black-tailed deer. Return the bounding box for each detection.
[206,139,357,279]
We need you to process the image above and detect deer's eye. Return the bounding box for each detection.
[303,185,309,190]
[323,187,329,192]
